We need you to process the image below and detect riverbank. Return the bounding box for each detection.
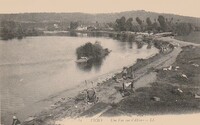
[101,45,200,116]
[60,37,198,120]
[20,35,191,125]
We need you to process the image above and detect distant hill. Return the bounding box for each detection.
[1,10,200,26]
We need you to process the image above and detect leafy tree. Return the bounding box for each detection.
[146,17,152,26]
[136,17,144,31]
[125,18,133,31]
[1,20,16,39]
[158,15,167,31]
[136,17,142,25]
[146,17,153,31]
[70,21,78,30]
[0,20,26,40]
[115,16,126,31]
[76,42,108,59]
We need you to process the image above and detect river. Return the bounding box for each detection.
[0,36,159,124]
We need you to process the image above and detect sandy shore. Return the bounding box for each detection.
[22,36,200,125]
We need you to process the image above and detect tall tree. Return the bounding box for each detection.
[158,15,167,31]
[125,18,133,31]
[146,17,152,26]
[146,17,153,31]
[115,16,126,31]
[136,17,143,31]
[70,22,78,30]
[136,17,142,25]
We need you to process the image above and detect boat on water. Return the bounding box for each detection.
[76,57,90,63]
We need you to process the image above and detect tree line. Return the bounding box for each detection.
[0,20,43,40]
[114,15,194,35]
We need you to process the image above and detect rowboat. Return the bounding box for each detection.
[76,57,89,63]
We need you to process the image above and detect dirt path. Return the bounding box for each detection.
[156,37,200,47]
[133,47,182,88]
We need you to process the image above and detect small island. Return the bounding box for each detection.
[76,41,111,63]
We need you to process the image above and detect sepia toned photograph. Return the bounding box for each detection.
[0,0,200,125]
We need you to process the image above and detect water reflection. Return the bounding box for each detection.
[76,57,104,72]
[69,31,78,37]
[128,41,133,49]
[76,39,153,72]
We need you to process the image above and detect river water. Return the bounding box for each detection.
[0,36,159,124]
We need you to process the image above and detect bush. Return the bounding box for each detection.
[76,42,109,59]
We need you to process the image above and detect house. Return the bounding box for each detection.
[76,25,87,31]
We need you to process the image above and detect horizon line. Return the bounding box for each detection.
[0,10,200,19]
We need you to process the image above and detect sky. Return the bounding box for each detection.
[0,0,200,18]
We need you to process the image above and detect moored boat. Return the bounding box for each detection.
[76,57,89,63]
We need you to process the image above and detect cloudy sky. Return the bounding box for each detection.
[0,0,200,17]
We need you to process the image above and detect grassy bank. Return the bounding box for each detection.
[101,45,200,116]
[175,32,200,44]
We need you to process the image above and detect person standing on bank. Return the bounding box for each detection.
[131,80,135,92]
[122,82,125,91]
[122,67,128,80]
[12,116,21,125]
